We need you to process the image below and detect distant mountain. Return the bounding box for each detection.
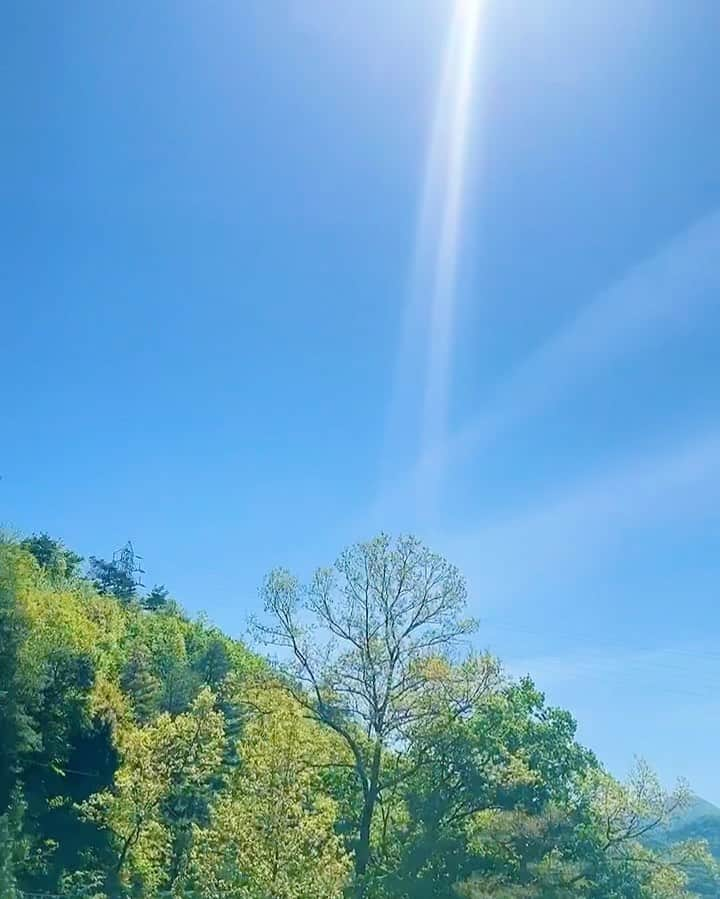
[649,797,720,898]
[667,796,720,859]
[670,796,720,832]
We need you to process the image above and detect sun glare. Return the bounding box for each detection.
[422,0,483,443]
[391,0,484,511]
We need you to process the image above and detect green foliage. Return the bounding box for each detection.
[143,585,169,612]
[0,542,38,812]
[81,688,226,895]
[120,648,162,722]
[0,790,28,899]
[0,535,261,897]
[188,685,351,899]
[88,556,138,602]
[0,531,715,899]
[256,533,479,891]
[379,678,596,897]
[20,533,84,581]
[646,802,720,897]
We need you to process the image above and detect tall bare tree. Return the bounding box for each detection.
[255,533,489,893]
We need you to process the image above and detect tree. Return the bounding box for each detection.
[20,533,83,580]
[255,534,480,894]
[574,760,713,897]
[196,637,232,688]
[4,527,716,899]
[386,677,596,898]
[88,557,137,603]
[143,585,169,612]
[80,688,226,896]
[0,544,38,812]
[189,684,350,899]
[453,759,709,899]
[0,790,28,899]
[120,648,162,723]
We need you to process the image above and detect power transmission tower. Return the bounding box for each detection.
[113,540,145,589]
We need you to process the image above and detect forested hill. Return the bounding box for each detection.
[0,532,717,898]
[647,799,720,898]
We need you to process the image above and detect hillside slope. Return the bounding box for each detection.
[0,532,717,899]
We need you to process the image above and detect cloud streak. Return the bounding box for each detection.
[376,207,720,521]
[442,428,720,607]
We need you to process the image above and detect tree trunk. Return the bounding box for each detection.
[356,795,375,876]
[354,742,382,896]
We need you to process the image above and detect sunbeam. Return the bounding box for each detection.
[421,0,483,452]
[386,0,484,514]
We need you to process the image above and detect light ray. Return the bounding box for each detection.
[385,0,484,513]
[421,0,484,454]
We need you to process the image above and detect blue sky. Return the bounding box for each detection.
[2,1,720,800]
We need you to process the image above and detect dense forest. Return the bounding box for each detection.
[0,531,717,898]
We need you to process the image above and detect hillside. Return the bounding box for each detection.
[652,799,720,898]
[673,812,720,897]
[672,797,720,831]
[0,531,717,899]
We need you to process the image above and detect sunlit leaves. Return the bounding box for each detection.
[81,688,225,895]
[189,685,351,899]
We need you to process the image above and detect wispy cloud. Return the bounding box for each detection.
[440,428,720,607]
[375,208,720,522]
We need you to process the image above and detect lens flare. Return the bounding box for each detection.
[387,0,484,513]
